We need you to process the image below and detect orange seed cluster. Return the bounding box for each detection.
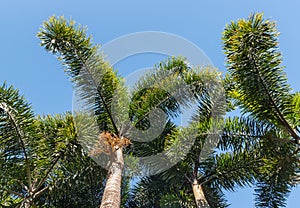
[88,132,131,156]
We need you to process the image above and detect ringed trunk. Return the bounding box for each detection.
[100,147,124,208]
[192,179,210,208]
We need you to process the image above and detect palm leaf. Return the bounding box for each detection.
[128,57,224,130]
[223,13,299,143]
[38,16,121,135]
[0,82,35,202]
[0,84,81,206]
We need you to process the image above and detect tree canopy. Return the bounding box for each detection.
[0,12,299,208]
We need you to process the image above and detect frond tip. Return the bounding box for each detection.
[38,15,122,134]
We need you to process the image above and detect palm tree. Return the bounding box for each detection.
[127,66,230,207]
[37,16,228,208]
[128,111,264,207]
[128,13,300,208]
[38,16,126,207]
[222,13,300,207]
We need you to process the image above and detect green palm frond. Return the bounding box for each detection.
[201,183,229,208]
[220,116,281,153]
[129,173,197,208]
[223,13,299,142]
[43,144,107,207]
[220,117,299,207]
[30,114,76,190]
[254,157,297,208]
[127,56,225,175]
[289,92,300,129]
[201,151,259,191]
[253,135,299,208]
[38,16,121,134]
[0,83,82,206]
[129,120,176,157]
[129,175,167,207]
[31,113,106,207]
[0,82,35,201]
[129,57,224,130]
[129,57,190,123]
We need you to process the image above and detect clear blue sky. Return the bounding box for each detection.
[1,0,299,207]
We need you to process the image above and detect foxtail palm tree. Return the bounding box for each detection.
[37,16,226,207]
[128,13,300,208]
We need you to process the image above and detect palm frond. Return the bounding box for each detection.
[38,16,121,135]
[0,82,35,201]
[201,183,229,208]
[254,157,297,207]
[289,92,300,129]
[129,176,167,208]
[129,57,224,125]
[0,85,83,206]
[223,13,299,142]
[201,151,259,192]
[219,116,284,153]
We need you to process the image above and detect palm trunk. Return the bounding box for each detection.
[100,148,124,208]
[192,179,210,208]
[22,199,31,208]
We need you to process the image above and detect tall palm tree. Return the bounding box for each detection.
[128,13,300,208]
[127,66,230,207]
[37,16,227,208]
[38,17,125,207]
[128,110,265,207]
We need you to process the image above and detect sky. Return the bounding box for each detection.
[1,0,300,207]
